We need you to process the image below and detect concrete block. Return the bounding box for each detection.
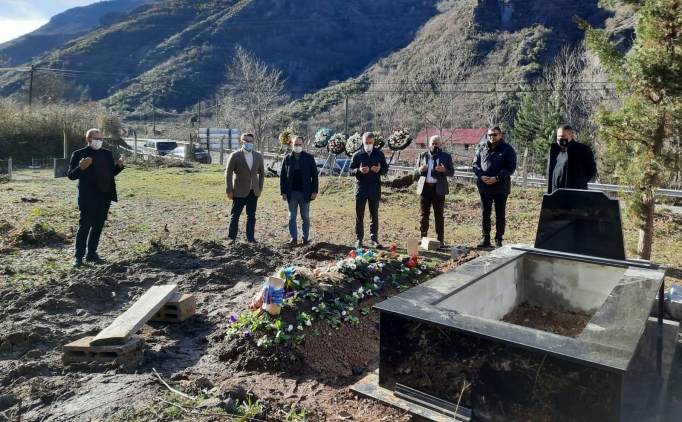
[62,336,144,366]
[420,237,441,251]
[665,293,682,321]
[451,246,470,259]
[407,239,419,256]
[91,284,177,346]
[149,293,196,323]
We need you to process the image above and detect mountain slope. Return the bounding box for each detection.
[0,0,440,112]
[0,0,162,67]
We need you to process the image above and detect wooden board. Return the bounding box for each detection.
[90,284,178,346]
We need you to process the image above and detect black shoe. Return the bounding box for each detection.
[371,240,383,249]
[302,239,310,246]
[438,240,447,249]
[85,253,103,262]
[247,238,259,244]
[355,240,363,249]
[495,238,503,248]
[421,232,428,238]
[286,239,297,246]
[476,237,491,248]
[73,257,84,267]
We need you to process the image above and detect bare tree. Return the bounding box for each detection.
[222,45,289,151]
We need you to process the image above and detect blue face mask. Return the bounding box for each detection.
[243,142,254,152]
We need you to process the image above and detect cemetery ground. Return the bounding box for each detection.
[1,164,681,421]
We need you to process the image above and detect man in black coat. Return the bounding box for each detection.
[415,135,455,245]
[473,127,517,248]
[546,124,597,193]
[280,135,319,245]
[349,132,389,249]
[67,129,125,267]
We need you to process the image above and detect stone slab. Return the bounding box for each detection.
[351,371,471,421]
[149,293,196,323]
[407,239,419,256]
[420,238,440,251]
[62,336,144,366]
[91,284,177,346]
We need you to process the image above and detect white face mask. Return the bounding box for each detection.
[363,143,373,153]
[90,139,103,150]
[293,146,303,153]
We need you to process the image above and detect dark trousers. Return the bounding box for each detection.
[229,190,258,240]
[419,185,445,241]
[75,194,111,258]
[480,193,508,240]
[355,198,380,241]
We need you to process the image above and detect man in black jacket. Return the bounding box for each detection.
[280,135,319,245]
[349,132,389,249]
[546,124,597,193]
[415,135,455,245]
[473,127,517,248]
[67,129,125,267]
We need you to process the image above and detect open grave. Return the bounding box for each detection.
[354,189,679,421]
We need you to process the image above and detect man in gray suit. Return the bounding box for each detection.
[416,135,455,246]
[225,133,265,243]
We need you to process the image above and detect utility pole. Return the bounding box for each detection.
[28,65,35,110]
[344,93,349,134]
[152,102,156,135]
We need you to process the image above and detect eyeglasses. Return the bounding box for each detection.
[487,133,500,137]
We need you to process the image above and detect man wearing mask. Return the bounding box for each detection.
[349,132,388,249]
[67,129,125,267]
[280,135,319,245]
[225,133,265,243]
[546,124,597,193]
[415,135,454,246]
[473,127,517,248]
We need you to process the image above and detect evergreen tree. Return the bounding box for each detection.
[578,0,682,259]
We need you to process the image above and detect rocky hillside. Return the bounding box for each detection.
[0,0,161,67]
[0,0,632,115]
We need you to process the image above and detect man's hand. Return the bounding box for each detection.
[117,155,125,168]
[281,194,287,201]
[227,192,234,200]
[421,165,428,172]
[483,176,498,185]
[311,193,317,200]
[435,164,445,173]
[371,165,380,173]
[79,157,92,170]
[360,165,369,174]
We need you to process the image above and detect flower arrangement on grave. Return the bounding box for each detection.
[314,127,333,148]
[373,131,385,150]
[327,133,347,155]
[388,126,412,151]
[276,266,316,291]
[279,127,294,146]
[345,132,363,154]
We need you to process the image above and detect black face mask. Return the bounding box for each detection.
[429,146,441,155]
[557,137,569,147]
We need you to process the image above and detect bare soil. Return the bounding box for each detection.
[501,302,593,338]
[0,238,475,421]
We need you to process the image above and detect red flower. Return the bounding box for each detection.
[407,260,415,268]
[389,244,397,251]
[411,255,419,263]
[349,251,358,258]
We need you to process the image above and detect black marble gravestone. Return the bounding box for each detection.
[534,189,626,260]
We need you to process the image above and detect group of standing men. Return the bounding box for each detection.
[67,125,596,265]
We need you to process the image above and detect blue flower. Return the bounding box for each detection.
[229,315,238,324]
[243,331,251,338]
[286,291,296,299]
[284,268,293,277]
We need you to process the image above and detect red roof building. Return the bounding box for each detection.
[414,128,487,147]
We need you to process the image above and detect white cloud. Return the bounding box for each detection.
[0,19,48,44]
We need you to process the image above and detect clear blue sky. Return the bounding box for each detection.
[0,0,96,43]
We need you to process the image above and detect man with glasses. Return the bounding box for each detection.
[416,135,455,246]
[472,127,517,248]
[225,133,265,243]
[280,135,319,246]
[546,124,597,193]
[67,128,125,267]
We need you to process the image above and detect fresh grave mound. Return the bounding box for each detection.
[220,250,440,379]
[501,302,592,338]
